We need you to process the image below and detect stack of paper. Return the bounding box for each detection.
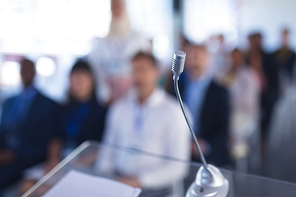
[43,170,142,197]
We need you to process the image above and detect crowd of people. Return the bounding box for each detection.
[0,0,295,196]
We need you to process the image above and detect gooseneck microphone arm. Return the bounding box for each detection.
[173,50,229,197]
[173,73,208,169]
[172,50,208,169]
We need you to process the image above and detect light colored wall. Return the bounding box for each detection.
[238,0,296,51]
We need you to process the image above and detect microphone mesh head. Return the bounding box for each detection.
[174,50,186,60]
[172,50,186,80]
[172,58,177,72]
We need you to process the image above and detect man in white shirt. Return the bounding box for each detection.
[97,52,190,194]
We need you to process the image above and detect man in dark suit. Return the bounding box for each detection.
[273,28,296,81]
[0,58,59,192]
[247,32,280,148]
[168,45,230,167]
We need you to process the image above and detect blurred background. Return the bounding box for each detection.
[0,0,296,190]
[1,0,295,102]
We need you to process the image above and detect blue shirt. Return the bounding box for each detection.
[184,77,211,135]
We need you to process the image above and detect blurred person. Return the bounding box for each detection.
[247,33,266,56]
[247,32,280,150]
[88,0,150,104]
[250,33,263,52]
[21,60,107,194]
[273,28,296,83]
[247,34,256,52]
[265,83,296,183]
[212,34,231,77]
[264,30,296,180]
[218,49,261,171]
[0,58,59,193]
[96,52,190,196]
[248,51,267,93]
[168,45,230,167]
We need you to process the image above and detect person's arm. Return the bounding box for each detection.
[87,39,110,103]
[16,100,62,164]
[45,102,67,172]
[0,150,16,165]
[45,138,63,172]
[0,99,17,165]
[191,138,212,157]
[0,99,11,148]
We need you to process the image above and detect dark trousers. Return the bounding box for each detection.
[260,92,278,143]
[0,163,25,196]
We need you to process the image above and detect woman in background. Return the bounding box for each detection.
[218,49,261,172]
[21,60,107,194]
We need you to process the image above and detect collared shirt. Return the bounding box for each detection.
[184,76,211,135]
[97,88,190,189]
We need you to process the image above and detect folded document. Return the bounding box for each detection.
[43,170,142,197]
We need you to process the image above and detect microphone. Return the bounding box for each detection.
[172,50,229,197]
[172,50,208,169]
[172,50,186,80]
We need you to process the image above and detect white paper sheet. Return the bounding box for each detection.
[43,170,142,197]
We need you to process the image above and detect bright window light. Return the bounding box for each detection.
[36,57,56,77]
[126,0,173,63]
[184,0,237,43]
[33,0,67,40]
[0,61,21,86]
[33,0,111,41]
[153,33,170,59]
[66,0,111,40]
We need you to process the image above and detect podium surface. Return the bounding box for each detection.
[23,141,296,197]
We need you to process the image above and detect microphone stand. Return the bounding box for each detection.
[173,78,208,169]
[173,75,229,197]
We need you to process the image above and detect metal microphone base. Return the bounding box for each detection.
[186,164,229,197]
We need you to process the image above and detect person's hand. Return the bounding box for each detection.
[0,150,16,165]
[117,176,141,188]
[75,150,98,167]
[191,138,208,158]
[45,158,60,173]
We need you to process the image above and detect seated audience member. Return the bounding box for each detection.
[21,60,107,193]
[218,49,261,169]
[168,45,230,167]
[0,58,59,192]
[273,28,296,83]
[54,60,107,156]
[97,52,190,196]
